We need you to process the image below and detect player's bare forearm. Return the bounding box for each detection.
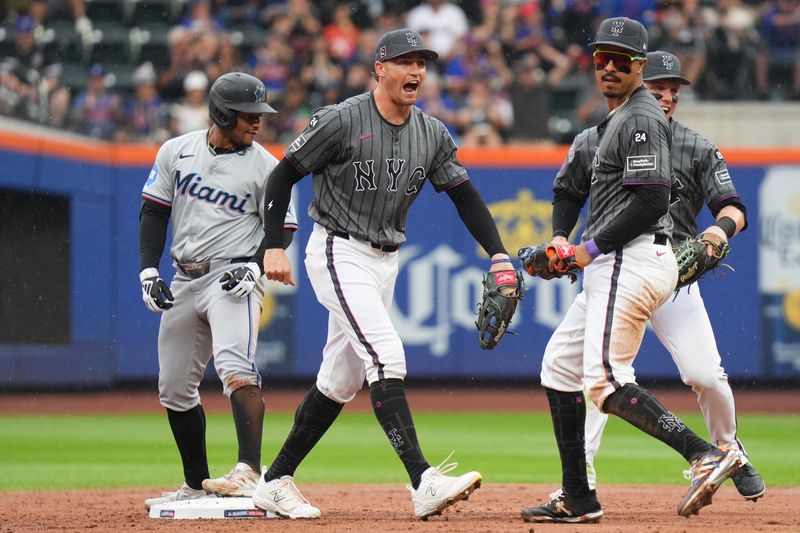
[573,243,593,267]
[489,253,513,272]
[701,205,744,256]
[263,248,295,286]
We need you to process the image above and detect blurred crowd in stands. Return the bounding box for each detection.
[2,0,799,145]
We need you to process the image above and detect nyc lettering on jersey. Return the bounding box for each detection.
[351,159,426,195]
[174,170,250,213]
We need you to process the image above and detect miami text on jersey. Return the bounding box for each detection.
[174,170,251,213]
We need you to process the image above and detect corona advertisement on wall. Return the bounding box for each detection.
[759,167,800,377]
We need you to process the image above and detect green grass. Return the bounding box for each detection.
[0,412,797,491]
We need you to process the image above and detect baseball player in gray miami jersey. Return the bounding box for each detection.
[138,72,297,511]
[521,18,744,524]
[250,29,516,521]
[575,50,765,501]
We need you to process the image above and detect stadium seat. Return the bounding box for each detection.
[105,63,136,94]
[231,25,268,61]
[47,20,84,64]
[60,62,90,93]
[85,0,128,24]
[0,26,14,59]
[88,22,132,65]
[130,0,181,26]
[130,23,170,67]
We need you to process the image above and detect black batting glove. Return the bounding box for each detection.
[140,267,174,312]
[219,262,260,298]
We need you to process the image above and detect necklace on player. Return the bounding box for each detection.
[206,130,241,155]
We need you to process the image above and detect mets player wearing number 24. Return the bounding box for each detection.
[575,49,764,504]
[252,29,516,520]
[138,72,297,511]
[519,18,745,524]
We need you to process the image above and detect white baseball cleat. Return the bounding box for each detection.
[202,462,261,497]
[144,483,214,511]
[252,470,321,519]
[408,453,482,520]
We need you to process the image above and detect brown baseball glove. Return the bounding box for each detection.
[674,233,732,289]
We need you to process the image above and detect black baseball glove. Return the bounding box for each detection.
[475,270,524,350]
[518,243,583,283]
[674,233,732,289]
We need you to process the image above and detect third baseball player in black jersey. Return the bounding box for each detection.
[575,50,765,502]
[251,29,516,521]
[521,18,744,524]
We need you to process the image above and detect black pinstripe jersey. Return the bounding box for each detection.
[668,119,741,242]
[554,86,673,242]
[284,92,468,246]
[554,117,742,244]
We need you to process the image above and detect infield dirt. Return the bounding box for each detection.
[0,387,797,532]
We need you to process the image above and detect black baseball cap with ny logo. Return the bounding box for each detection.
[375,29,439,62]
[590,17,648,56]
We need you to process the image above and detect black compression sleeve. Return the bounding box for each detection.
[251,228,295,275]
[139,199,171,270]
[552,189,585,239]
[263,158,305,248]
[593,184,670,253]
[446,180,507,256]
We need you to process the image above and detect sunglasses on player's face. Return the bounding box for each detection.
[592,50,645,74]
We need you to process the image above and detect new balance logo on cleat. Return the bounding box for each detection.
[408,453,482,520]
[252,472,321,519]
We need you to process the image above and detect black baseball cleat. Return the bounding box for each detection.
[521,489,603,523]
[731,462,766,501]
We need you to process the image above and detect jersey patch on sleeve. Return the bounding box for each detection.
[715,149,724,161]
[626,155,656,171]
[289,134,308,153]
[715,169,731,185]
[307,114,320,130]
[145,163,158,187]
[633,130,648,144]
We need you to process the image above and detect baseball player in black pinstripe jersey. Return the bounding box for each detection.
[521,18,744,523]
[570,50,765,503]
[250,29,516,520]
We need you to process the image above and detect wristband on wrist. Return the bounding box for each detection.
[584,239,601,259]
[711,216,736,239]
[490,258,512,265]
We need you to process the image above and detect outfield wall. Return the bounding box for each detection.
[1,129,799,388]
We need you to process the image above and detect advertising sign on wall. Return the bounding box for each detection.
[759,166,800,377]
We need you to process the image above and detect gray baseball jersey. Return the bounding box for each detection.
[558,86,673,242]
[284,92,467,246]
[142,129,298,262]
[668,120,740,242]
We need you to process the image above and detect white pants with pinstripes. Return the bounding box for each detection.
[540,233,678,409]
[305,223,406,404]
[582,283,743,485]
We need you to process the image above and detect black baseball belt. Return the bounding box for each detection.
[327,231,400,253]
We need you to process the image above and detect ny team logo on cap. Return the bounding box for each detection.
[405,32,419,46]
[610,20,625,36]
[661,54,675,70]
[254,85,265,103]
